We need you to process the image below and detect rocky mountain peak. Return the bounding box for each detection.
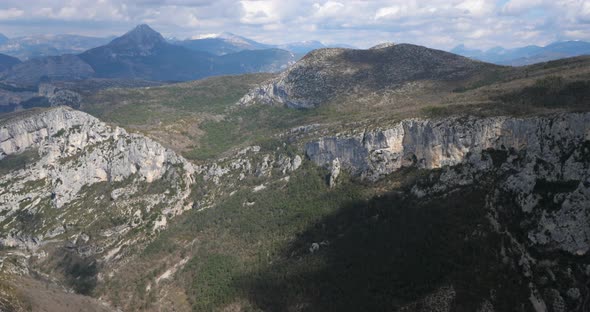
[108,24,166,54]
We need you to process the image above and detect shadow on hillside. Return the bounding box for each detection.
[234,186,530,311]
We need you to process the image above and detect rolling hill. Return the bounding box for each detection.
[240,43,503,108]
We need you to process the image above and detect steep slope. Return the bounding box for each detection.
[0,53,20,72]
[290,112,590,311]
[239,43,502,108]
[0,54,94,86]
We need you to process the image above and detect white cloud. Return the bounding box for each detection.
[0,8,24,19]
[240,0,277,24]
[375,6,405,20]
[502,0,546,15]
[0,0,589,50]
[191,33,218,39]
[456,0,494,17]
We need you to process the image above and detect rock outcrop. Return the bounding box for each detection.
[0,106,195,249]
[38,83,82,108]
[306,113,590,181]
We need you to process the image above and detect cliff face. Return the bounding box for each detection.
[0,107,195,250]
[306,112,590,256]
[306,113,590,182]
[304,113,590,310]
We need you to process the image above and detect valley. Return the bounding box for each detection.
[1,22,590,312]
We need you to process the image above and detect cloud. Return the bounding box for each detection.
[0,8,24,19]
[240,0,278,24]
[456,0,495,16]
[0,0,588,50]
[501,0,546,15]
[313,1,345,18]
[375,5,407,20]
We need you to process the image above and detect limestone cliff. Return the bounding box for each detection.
[306,113,590,181]
[304,112,590,310]
[0,106,195,250]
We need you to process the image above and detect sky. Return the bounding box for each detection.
[0,0,590,50]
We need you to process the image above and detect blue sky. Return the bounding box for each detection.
[0,0,589,50]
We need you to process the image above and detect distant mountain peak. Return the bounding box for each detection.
[104,24,167,56]
[217,32,249,43]
[370,42,395,50]
[112,24,165,46]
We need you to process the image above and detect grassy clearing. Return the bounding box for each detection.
[184,105,324,160]
[83,74,274,126]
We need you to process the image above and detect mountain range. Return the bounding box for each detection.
[177,33,355,57]
[2,28,590,68]
[176,32,273,55]
[0,25,296,86]
[0,30,344,61]
[452,40,590,65]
